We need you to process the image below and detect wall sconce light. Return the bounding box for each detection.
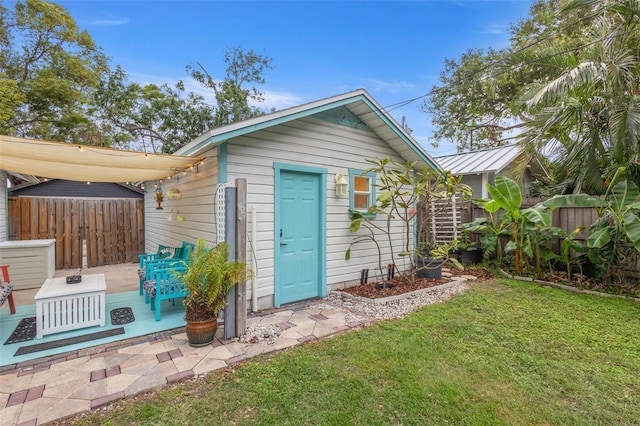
[335,173,349,197]
[166,187,182,200]
[155,184,164,210]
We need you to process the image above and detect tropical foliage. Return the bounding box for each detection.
[517,0,640,194]
[181,239,248,322]
[543,168,640,283]
[422,0,591,152]
[467,171,639,291]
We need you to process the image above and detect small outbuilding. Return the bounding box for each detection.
[143,89,442,309]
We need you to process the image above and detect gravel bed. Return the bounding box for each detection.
[237,280,469,345]
[235,323,283,345]
[320,280,469,321]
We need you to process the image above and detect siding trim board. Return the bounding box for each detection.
[356,96,440,173]
[218,142,228,183]
[348,168,376,218]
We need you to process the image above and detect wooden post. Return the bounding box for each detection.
[235,178,247,334]
[223,187,237,340]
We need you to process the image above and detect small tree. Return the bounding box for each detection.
[346,158,470,281]
[187,46,273,127]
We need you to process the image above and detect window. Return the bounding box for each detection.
[349,169,376,217]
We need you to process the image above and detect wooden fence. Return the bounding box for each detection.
[459,197,639,274]
[461,198,602,252]
[8,197,144,269]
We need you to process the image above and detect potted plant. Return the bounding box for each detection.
[457,231,483,265]
[416,240,462,279]
[181,239,248,347]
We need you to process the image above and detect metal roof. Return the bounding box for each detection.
[176,89,442,173]
[435,145,522,175]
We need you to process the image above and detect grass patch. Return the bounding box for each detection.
[76,279,640,425]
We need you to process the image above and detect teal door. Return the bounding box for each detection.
[275,165,326,307]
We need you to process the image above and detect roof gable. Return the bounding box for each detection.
[177,89,440,173]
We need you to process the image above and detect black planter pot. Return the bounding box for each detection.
[460,248,483,265]
[416,258,444,279]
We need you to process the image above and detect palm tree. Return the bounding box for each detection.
[516,0,640,195]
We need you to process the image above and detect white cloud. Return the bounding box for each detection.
[479,24,508,35]
[259,90,304,110]
[86,16,129,26]
[364,79,416,94]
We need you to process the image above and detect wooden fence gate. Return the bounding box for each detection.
[8,197,144,269]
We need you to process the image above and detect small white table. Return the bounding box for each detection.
[35,274,106,339]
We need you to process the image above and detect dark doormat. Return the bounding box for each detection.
[4,317,37,345]
[110,307,135,325]
[14,327,125,356]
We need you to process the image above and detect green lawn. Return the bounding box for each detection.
[76,279,640,425]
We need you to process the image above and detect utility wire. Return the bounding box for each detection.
[366,6,610,117]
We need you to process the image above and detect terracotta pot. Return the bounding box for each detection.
[185,318,218,347]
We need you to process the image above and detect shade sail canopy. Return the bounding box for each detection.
[0,136,203,183]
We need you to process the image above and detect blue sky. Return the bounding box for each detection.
[57,0,534,156]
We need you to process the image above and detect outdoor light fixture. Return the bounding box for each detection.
[335,173,349,197]
[166,187,182,200]
[155,184,164,210]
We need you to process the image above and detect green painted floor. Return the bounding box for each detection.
[0,291,186,367]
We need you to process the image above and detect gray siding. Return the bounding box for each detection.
[460,174,484,198]
[143,147,219,253]
[461,169,533,199]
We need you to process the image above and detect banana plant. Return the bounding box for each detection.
[589,179,640,250]
[520,206,562,278]
[462,198,510,267]
[486,175,526,274]
[560,227,586,281]
[587,180,640,282]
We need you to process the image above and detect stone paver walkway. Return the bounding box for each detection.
[0,299,373,425]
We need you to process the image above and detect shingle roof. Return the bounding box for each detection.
[435,145,521,175]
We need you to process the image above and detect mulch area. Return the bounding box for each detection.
[340,267,494,299]
[540,271,640,298]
